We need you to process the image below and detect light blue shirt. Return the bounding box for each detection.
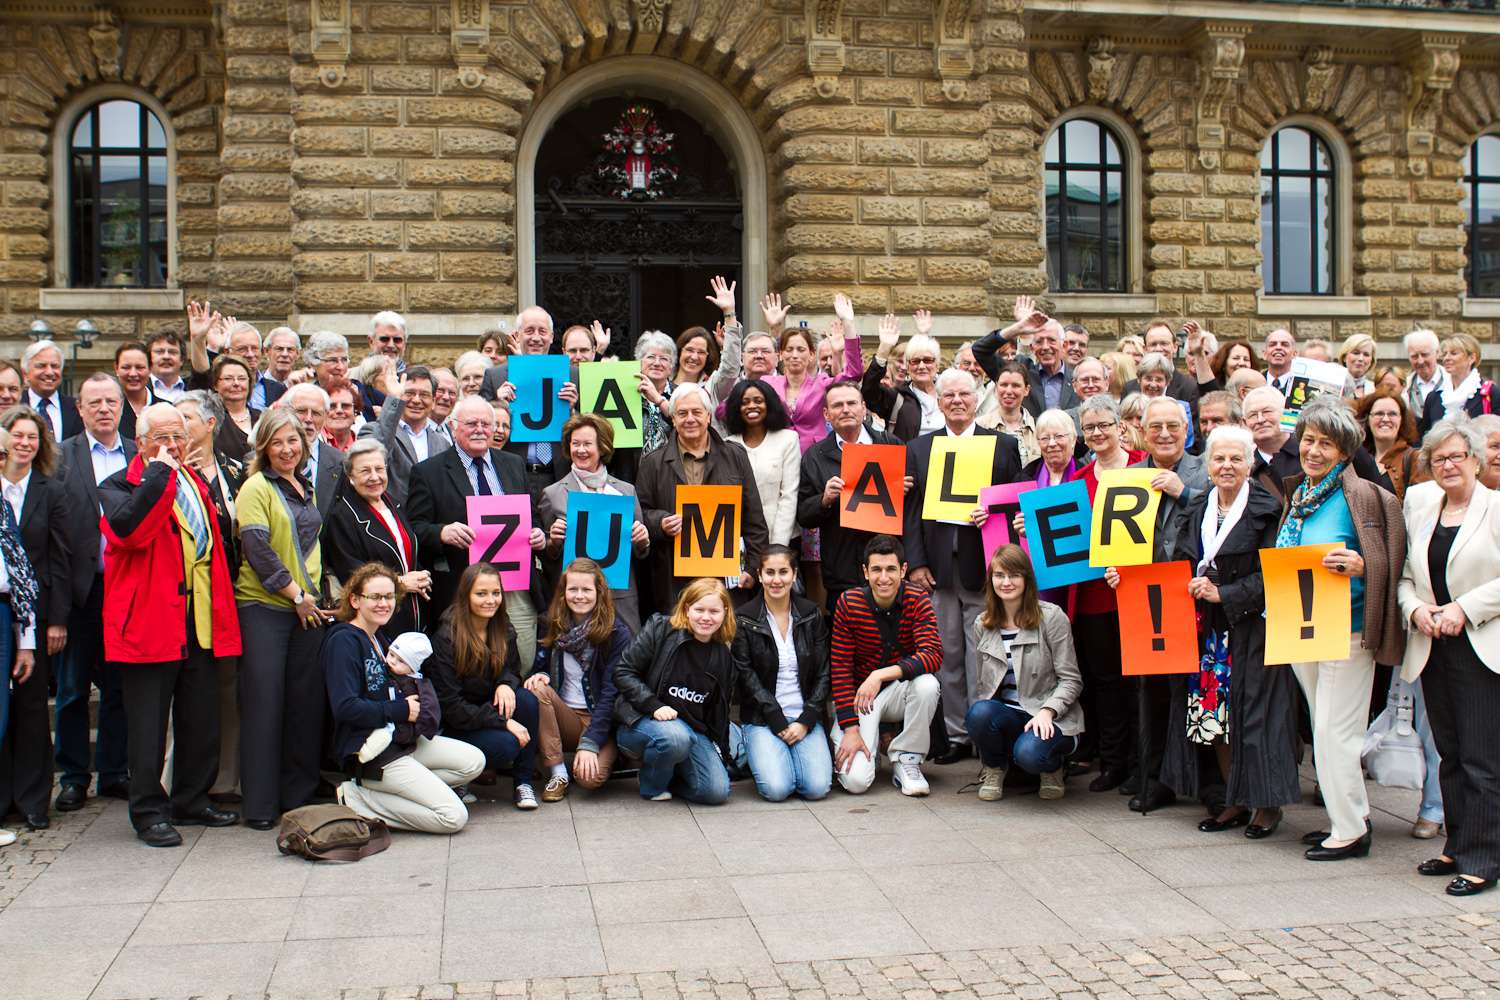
[1301,490,1364,632]
[399,420,430,463]
[87,432,128,487]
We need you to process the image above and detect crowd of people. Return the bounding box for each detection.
[0,285,1495,899]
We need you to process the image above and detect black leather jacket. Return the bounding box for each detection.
[730,594,829,732]
[614,613,733,757]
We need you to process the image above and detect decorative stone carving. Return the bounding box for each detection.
[1303,46,1335,109]
[635,0,668,33]
[934,0,975,101]
[310,0,350,89]
[452,0,490,89]
[1193,22,1251,171]
[806,0,844,99]
[88,5,121,79]
[1405,33,1461,164]
[1086,36,1115,103]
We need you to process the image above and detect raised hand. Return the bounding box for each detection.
[1012,294,1035,323]
[760,291,787,329]
[827,317,844,339]
[912,309,933,336]
[877,313,900,349]
[187,300,214,341]
[833,292,856,326]
[590,319,610,353]
[706,275,738,315]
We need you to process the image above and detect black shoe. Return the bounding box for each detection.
[1446,876,1493,897]
[1305,831,1371,861]
[97,781,130,800]
[1302,817,1369,846]
[137,822,182,848]
[933,743,973,766]
[171,806,239,828]
[1118,773,1140,796]
[24,813,48,830]
[245,818,277,832]
[1419,857,1457,877]
[1128,783,1176,813]
[54,785,86,812]
[1198,810,1249,833]
[1089,768,1127,793]
[1244,810,1283,840]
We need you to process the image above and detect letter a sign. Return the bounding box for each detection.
[839,443,905,533]
[675,484,741,577]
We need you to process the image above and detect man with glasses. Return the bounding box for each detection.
[358,365,450,507]
[100,403,241,847]
[973,296,1078,418]
[1062,323,1091,368]
[1064,357,1110,444]
[278,383,343,518]
[369,310,409,374]
[904,368,1023,765]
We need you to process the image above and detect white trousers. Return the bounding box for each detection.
[1293,639,1376,843]
[339,735,485,834]
[831,674,941,794]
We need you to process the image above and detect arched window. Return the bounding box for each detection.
[1260,126,1336,296]
[1463,133,1500,298]
[1044,118,1126,293]
[67,98,169,289]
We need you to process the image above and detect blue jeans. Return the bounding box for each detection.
[966,699,1075,774]
[446,687,539,790]
[734,722,832,802]
[616,717,730,803]
[1410,680,1444,824]
[53,579,128,790]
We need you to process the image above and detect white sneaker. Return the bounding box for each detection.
[891,754,930,797]
[513,785,539,810]
[0,829,15,847]
[648,790,673,801]
[977,765,1005,802]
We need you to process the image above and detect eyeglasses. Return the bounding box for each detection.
[147,433,186,445]
[1146,421,1184,433]
[1081,421,1117,435]
[1430,451,1472,469]
[320,356,349,366]
[328,402,356,412]
[376,336,404,344]
[1037,433,1073,445]
[907,357,937,367]
[456,418,494,431]
[358,591,397,603]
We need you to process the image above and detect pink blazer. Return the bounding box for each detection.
[762,333,864,452]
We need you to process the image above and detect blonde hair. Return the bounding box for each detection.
[248,406,310,477]
[667,578,736,645]
[1440,333,1481,368]
[1337,333,1376,365]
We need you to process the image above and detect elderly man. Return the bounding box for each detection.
[100,403,241,846]
[974,298,1077,418]
[254,327,301,409]
[904,367,1023,764]
[636,382,770,606]
[53,373,134,812]
[1263,328,1298,397]
[406,395,547,661]
[1403,328,1448,417]
[477,306,578,497]
[278,383,342,517]
[369,310,408,373]
[1197,389,1242,443]
[290,331,383,421]
[22,340,81,442]
[358,365,450,506]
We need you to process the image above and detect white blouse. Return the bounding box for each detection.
[727,427,801,546]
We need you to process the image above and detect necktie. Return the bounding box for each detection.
[175,471,209,559]
[471,456,492,496]
[528,441,553,466]
[36,396,52,438]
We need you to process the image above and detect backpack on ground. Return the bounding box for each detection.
[276,804,392,862]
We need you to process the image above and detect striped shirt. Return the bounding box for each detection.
[830,583,942,729]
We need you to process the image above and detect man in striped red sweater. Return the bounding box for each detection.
[830,536,943,796]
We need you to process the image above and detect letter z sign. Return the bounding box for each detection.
[466,495,532,590]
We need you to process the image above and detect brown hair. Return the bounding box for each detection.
[0,406,57,475]
[477,329,507,357]
[1352,387,1419,451]
[779,327,816,354]
[541,559,617,649]
[674,326,721,380]
[114,341,148,367]
[211,352,254,389]
[448,563,511,679]
[324,378,358,406]
[1210,339,1261,384]
[979,544,1041,631]
[667,577,736,645]
[336,562,405,622]
[561,412,615,464]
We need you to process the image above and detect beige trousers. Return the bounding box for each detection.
[339,735,485,834]
[505,591,538,673]
[1293,639,1376,843]
[532,683,617,788]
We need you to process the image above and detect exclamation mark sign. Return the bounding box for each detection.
[1148,584,1165,651]
[1298,569,1315,640]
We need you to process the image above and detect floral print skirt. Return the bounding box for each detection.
[1186,627,1230,745]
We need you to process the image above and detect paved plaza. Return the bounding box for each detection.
[2,765,1498,1000]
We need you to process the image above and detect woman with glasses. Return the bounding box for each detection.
[211,354,260,463]
[321,380,360,452]
[1354,389,1425,502]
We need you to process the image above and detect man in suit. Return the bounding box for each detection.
[21,340,81,443]
[1263,328,1298,398]
[357,365,450,507]
[904,368,1024,764]
[278,383,342,519]
[971,305,1078,418]
[255,327,301,409]
[1125,397,1210,812]
[406,396,547,660]
[52,374,135,812]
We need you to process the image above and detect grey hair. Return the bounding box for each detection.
[454,350,490,375]
[1205,424,1255,463]
[1199,389,1242,424]
[21,339,62,372]
[1421,418,1486,468]
[635,331,678,368]
[280,382,332,412]
[1079,395,1120,422]
[1469,413,1500,438]
[1137,352,1173,380]
[667,381,714,417]
[934,366,976,395]
[1035,408,1076,441]
[226,321,262,345]
[1403,328,1439,352]
[352,354,386,385]
[248,406,310,478]
[303,331,348,366]
[78,371,124,402]
[136,401,185,440]
[177,389,223,428]
[370,310,406,333]
[264,326,300,350]
[344,436,388,475]
[905,334,941,364]
[1293,398,1363,458]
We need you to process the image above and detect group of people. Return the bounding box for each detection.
[0,286,1495,901]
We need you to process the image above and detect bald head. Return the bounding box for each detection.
[137,402,188,463]
[516,306,554,355]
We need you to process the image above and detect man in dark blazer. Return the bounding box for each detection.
[52,374,135,812]
[904,368,1023,765]
[971,310,1078,418]
[279,383,342,519]
[406,396,547,644]
[21,340,83,443]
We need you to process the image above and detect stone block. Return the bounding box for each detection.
[372,191,437,218]
[1150,245,1184,268]
[1435,251,1466,272]
[859,257,920,281]
[406,283,506,310]
[439,190,514,218]
[221,174,294,200]
[921,80,989,107]
[222,114,293,143]
[1205,174,1259,196]
[297,281,404,311]
[4,180,49,206]
[292,126,366,155]
[1414,228,1466,248]
[1395,297,1433,317]
[226,54,291,83]
[1395,251,1432,271]
[780,136,858,164]
[1149,269,1204,291]
[441,253,514,280]
[404,35,456,64]
[438,128,517,157]
[854,18,919,46]
[373,252,438,280]
[1434,205,1466,226]
[1225,199,1257,222]
[291,157,400,187]
[1205,222,1258,245]
[405,159,513,187]
[220,145,294,171]
[1186,295,1226,315]
[1359,226,1408,247]
[0,260,47,284]
[1393,204,1429,226]
[991,183,1040,211]
[291,220,403,249]
[351,35,402,62]
[783,194,857,222]
[892,226,988,254]
[367,3,433,30]
[782,255,859,282]
[1148,221,1203,244]
[855,78,919,106]
[290,188,367,218]
[1358,179,1408,201]
[1148,173,1202,196]
[218,203,295,229]
[1205,270,1260,292]
[406,98,521,130]
[889,168,986,195]
[292,252,368,279]
[923,198,988,225]
[786,283,888,313]
[406,221,514,251]
[1184,198,1225,219]
[227,86,292,114]
[923,257,990,283]
[989,241,1046,267]
[892,109,988,136]
[992,211,1041,237]
[1149,197,1183,220]
[1356,273,1410,294]
[6,234,49,257]
[922,139,988,166]
[845,46,890,75]
[1415,273,1465,294]
[784,224,887,252]
[1186,246,1226,267]
[216,232,296,258]
[857,138,920,166]
[889,49,933,77]
[778,106,888,137]
[859,197,919,223]
[291,96,399,124]
[371,128,437,157]
[372,66,437,94]
[783,165,890,194]
[1414,180,1461,204]
[214,261,295,288]
[179,208,219,233]
[1359,203,1393,224]
[893,285,986,313]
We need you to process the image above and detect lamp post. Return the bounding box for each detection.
[66,319,98,395]
[28,319,51,342]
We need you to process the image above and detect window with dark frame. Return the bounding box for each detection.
[1260,126,1335,296]
[1044,118,1126,293]
[1463,133,1500,298]
[68,98,168,289]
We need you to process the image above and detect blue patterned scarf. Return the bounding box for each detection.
[0,498,36,633]
[1275,459,1348,549]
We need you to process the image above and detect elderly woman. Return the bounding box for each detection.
[1027,409,1078,486]
[454,350,491,400]
[1398,420,1500,895]
[1276,400,1405,861]
[1422,333,1500,431]
[211,354,260,462]
[298,331,381,421]
[234,407,332,831]
[321,438,432,636]
[538,413,650,634]
[1473,414,1500,490]
[1354,389,1424,501]
[634,330,679,455]
[322,380,359,452]
[724,379,801,547]
[1155,425,1299,837]
[977,362,1039,467]
[1338,334,1378,397]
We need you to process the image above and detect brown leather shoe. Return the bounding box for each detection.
[541,775,569,803]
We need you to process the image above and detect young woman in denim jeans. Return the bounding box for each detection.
[731,546,832,801]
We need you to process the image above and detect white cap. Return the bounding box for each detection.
[387,631,432,672]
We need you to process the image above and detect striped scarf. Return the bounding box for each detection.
[1275,459,1348,549]
[0,498,36,632]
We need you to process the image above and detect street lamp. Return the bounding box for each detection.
[28,319,51,341]
[65,319,98,394]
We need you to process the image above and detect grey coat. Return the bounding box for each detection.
[358,396,451,508]
[971,601,1085,736]
[538,469,650,635]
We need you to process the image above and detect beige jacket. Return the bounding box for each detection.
[971,601,1085,736]
[1397,481,1500,681]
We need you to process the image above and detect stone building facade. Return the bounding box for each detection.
[2,0,1498,369]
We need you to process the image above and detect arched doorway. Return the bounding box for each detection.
[533,99,741,342]
[516,56,768,348]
